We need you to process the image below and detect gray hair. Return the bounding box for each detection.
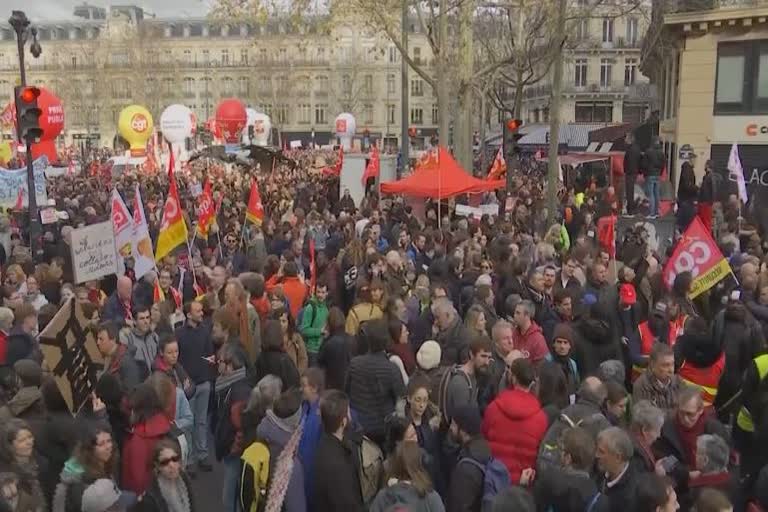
[597,360,626,384]
[245,374,283,413]
[579,376,608,405]
[0,308,13,332]
[631,400,665,434]
[432,297,456,318]
[597,426,634,462]
[696,434,729,473]
[491,320,513,342]
[516,300,536,318]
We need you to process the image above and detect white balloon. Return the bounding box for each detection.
[252,112,272,147]
[335,113,356,150]
[160,104,194,145]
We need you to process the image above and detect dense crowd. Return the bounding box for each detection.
[0,141,761,512]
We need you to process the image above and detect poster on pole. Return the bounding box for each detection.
[39,298,104,414]
[70,221,118,284]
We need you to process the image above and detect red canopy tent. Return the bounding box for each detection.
[381,146,505,198]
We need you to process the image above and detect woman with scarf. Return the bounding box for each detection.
[133,439,196,512]
[272,308,307,374]
[0,419,44,512]
[52,424,119,512]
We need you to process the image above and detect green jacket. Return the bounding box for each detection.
[300,297,330,353]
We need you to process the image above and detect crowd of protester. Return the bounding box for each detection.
[0,141,761,512]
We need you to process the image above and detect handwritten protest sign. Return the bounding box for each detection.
[0,156,48,207]
[70,221,118,284]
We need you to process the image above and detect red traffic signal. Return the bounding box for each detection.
[506,119,523,131]
[18,87,40,104]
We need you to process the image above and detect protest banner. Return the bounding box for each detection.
[39,299,104,414]
[40,207,58,225]
[70,221,118,284]
[663,217,733,299]
[0,156,48,207]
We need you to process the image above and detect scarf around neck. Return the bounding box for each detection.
[158,475,191,512]
[215,367,247,394]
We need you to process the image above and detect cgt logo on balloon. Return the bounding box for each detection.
[131,114,149,133]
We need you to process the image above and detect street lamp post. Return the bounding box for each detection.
[9,10,42,262]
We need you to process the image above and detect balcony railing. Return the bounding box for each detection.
[668,0,768,12]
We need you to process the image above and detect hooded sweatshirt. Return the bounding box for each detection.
[256,411,306,512]
[121,413,172,495]
[119,327,159,379]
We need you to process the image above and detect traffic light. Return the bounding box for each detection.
[14,86,42,144]
[503,118,523,160]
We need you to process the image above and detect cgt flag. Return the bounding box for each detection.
[245,179,264,226]
[155,164,188,261]
[196,180,215,240]
[361,145,380,185]
[663,216,733,299]
[486,147,507,181]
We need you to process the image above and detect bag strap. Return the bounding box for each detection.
[458,457,486,474]
[586,492,602,512]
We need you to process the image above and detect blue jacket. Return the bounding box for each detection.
[257,411,306,512]
[298,400,322,510]
[102,292,130,328]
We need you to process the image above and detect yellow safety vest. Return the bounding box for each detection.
[736,354,768,432]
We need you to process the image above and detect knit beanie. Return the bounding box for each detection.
[416,341,441,371]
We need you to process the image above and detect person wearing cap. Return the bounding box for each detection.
[446,404,492,512]
[411,340,447,406]
[80,478,136,512]
[616,283,653,385]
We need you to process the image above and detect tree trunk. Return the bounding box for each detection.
[437,0,450,149]
[546,0,567,226]
[479,91,487,171]
[515,70,524,119]
[455,0,475,172]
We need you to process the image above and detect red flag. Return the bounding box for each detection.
[196,181,215,240]
[334,147,344,175]
[663,216,733,298]
[167,147,175,177]
[361,145,380,185]
[487,147,507,181]
[597,215,617,259]
[153,280,165,304]
[14,188,23,210]
[245,180,264,226]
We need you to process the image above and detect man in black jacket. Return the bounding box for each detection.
[596,426,637,512]
[344,318,405,445]
[313,390,365,512]
[447,405,490,512]
[645,138,666,218]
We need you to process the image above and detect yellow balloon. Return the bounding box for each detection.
[118,105,154,157]
[575,192,585,207]
[0,141,11,165]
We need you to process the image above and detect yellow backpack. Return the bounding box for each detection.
[240,441,271,512]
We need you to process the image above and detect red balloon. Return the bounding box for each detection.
[37,87,64,141]
[31,139,57,162]
[215,99,246,143]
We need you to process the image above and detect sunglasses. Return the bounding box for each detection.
[158,454,181,466]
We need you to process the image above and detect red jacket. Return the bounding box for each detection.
[121,413,171,494]
[482,388,548,484]
[266,275,308,321]
[512,322,549,365]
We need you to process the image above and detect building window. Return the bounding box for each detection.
[259,49,267,61]
[574,58,587,87]
[411,79,424,97]
[275,104,289,124]
[258,77,271,93]
[364,75,373,95]
[163,78,174,95]
[600,58,612,87]
[575,19,588,41]
[202,50,209,64]
[626,17,639,45]
[431,104,438,125]
[315,104,327,124]
[624,58,637,86]
[413,47,422,65]
[317,47,326,62]
[222,77,233,95]
[238,77,249,96]
[298,104,311,124]
[575,102,613,122]
[221,49,229,65]
[183,49,192,64]
[279,48,287,62]
[389,47,399,63]
[363,104,373,124]
[387,74,396,95]
[602,18,613,43]
[316,76,329,93]
[342,74,352,95]
[387,104,396,125]
[714,41,768,114]
[200,77,212,96]
[183,77,195,97]
[410,107,423,124]
[240,48,248,64]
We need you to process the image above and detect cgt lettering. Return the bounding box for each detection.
[746,124,768,136]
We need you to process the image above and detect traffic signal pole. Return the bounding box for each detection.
[9,11,40,262]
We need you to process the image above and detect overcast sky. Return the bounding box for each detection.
[5,0,212,22]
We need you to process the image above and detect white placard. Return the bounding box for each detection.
[455,204,482,217]
[479,204,500,216]
[40,207,58,225]
[70,221,118,284]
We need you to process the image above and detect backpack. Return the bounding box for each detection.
[438,365,473,426]
[537,412,605,471]
[359,435,384,505]
[457,457,511,512]
[240,440,271,512]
